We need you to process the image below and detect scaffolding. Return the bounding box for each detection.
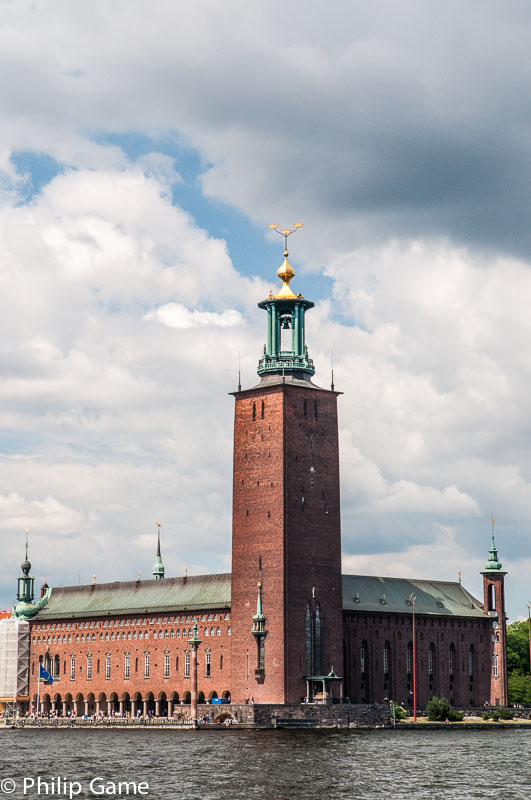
[0,618,30,715]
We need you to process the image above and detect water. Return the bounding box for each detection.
[0,728,529,799]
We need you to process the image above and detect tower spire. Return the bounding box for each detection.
[152,522,165,579]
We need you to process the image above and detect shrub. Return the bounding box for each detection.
[426,695,451,721]
[393,704,407,721]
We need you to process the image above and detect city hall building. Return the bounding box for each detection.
[2,241,508,717]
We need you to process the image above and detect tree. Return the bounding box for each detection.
[507,620,531,706]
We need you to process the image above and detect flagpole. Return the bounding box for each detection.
[37,669,40,717]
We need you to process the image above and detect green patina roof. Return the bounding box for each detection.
[31,571,487,622]
[34,574,231,620]
[342,575,486,618]
[483,535,503,572]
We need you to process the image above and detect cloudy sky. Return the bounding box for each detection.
[1,0,531,619]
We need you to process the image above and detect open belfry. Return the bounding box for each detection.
[0,226,508,720]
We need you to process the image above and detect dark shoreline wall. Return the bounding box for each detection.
[225,702,389,728]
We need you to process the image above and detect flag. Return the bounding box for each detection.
[39,665,54,683]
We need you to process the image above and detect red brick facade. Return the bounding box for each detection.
[230,382,343,703]
[483,571,508,706]
[29,610,232,716]
[343,611,493,707]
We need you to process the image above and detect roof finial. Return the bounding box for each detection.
[458,569,462,584]
[238,351,241,393]
[269,222,303,299]
[331,352,335,391]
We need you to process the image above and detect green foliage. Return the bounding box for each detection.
[507,620,530,676]
[482,708,514,721]
[425,696,464,722]
[393,704,407,721]
[508,670,531,706]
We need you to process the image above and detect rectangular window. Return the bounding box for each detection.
[406,646,411,675]
[449,649,453,676]
[468,651,473,677]
[205,651,211,678]
[428,649,433,676]
[383,646,388,674]
[493,654,498,679]
[70,656,75,680]
[125,653,130,680]
[164,652,170,679]
[360,646,365,673]
[144,652,150,679]
[87,654,92,680]
[105,653,111,680]
[185,651,190,678]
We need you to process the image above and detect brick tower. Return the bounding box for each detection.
[230,232,344,704]
[481,531,508,706]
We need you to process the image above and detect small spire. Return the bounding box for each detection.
[92,574,97,585]
[484,527,503,572]
[331,352,335,391]
[137,570,141,581]
[238,351,241,392]
[458,569,462,584]
[152,523,165,580]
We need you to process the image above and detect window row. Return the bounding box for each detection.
[359,642,477,677]
[33,612,230,632]
[40,650,223,681]
[33,625,230,646]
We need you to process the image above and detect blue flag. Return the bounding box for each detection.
[39,665,54,683]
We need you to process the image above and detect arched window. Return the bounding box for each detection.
[468,646,474,678]
[488,583,496,612]
[164,652,170,679]
[406,643,413,676]
[87,653,92,680]
[360,642,367,674]
[428,644,435,677]
[493,654,499,678]
[205,651,211,678]
[261,401,265,419]
[144,652,150,679]
[252,402,256,420]
[106,653,111,680]
[70,655,76,680]
[124,652,130,680]
[184,651,190,678]
[383,642,390,675]
[449,645,455,676]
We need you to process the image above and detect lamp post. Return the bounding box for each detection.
[410,593,417,724]
[188,622,201,726]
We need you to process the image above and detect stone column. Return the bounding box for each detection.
[155,699,160,717]
[62,701,67,716]
[119,700,124,716]
[167,699,173,719]
[143,699,148,717]
[189,623,202,723]
[107,700,112,716]
[96,700,100,715]
[51,701,56,714]
[131,699,136,717]
[85,700,89,716]
[73,700,78,716]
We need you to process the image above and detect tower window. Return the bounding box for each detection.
[261,401,265,419]
[314,401,318,419]
[304,400,307,418]
[252,403,256,420]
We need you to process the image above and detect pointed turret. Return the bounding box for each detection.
[484,534,503,571]
[152,524,165,580]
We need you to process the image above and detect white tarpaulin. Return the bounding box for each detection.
[0,618,30,699]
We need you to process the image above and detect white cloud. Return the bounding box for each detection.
[145,303,243,330]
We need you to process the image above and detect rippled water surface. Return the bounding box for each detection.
[1,728,530,800]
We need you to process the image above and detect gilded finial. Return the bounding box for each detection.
[458,569,461,584]
[137,570,141,581]
[268,222,303,300]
